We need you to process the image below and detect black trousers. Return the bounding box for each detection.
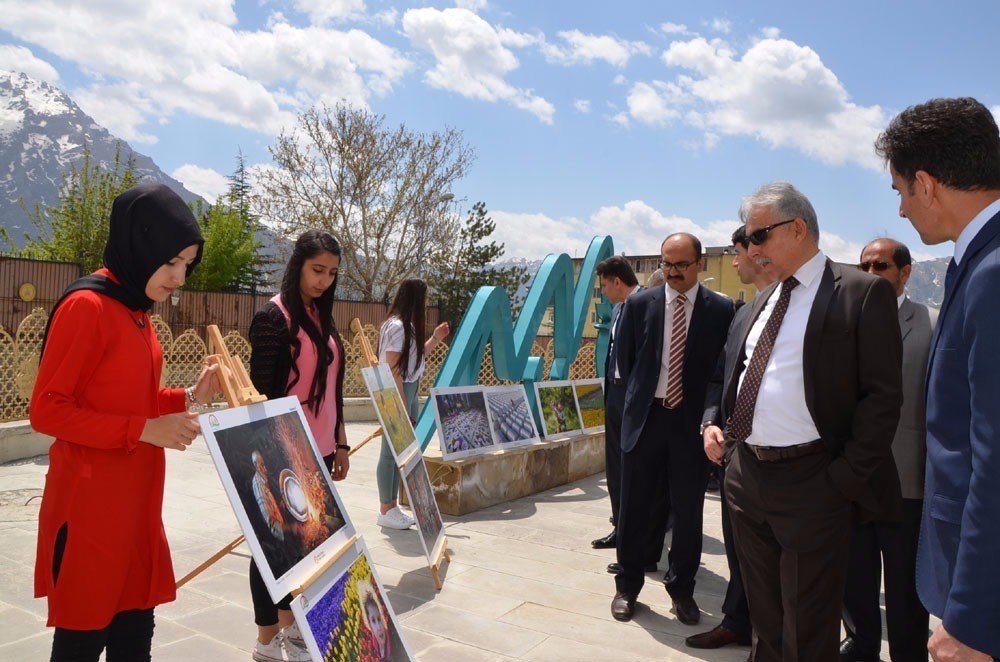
[604,382,625,527]
[719,460,752,638]
[51,609,155,662]
[726,442,852,662]
[249,451,335,626]
[616,404,708,598]
[843,498,929,661]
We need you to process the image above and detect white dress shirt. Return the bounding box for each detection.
[654,282,699,398]
[611,285,641,379]
[897,293,906,309]
[955,197,1000,265]
[737,251,826,447]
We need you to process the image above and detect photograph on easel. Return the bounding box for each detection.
[533,380,583,438]
[400,454,444,565]
[361,364,419,463]
[201,396,356,601]
[291,539,413,662]
[430,386,497,460]
[573,379,606,431]
[484,385,540,449]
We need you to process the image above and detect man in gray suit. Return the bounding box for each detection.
[840,238,936,662]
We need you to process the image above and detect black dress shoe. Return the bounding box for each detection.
[839,637,878,662]
[672,595,701,625]
[611,591,636,621]
[606,562,657,574]
[685,624,751,649]
[591,530,616,549]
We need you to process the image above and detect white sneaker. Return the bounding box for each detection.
[252,632,312,662]
[282,622,306,649]
[377,507,414,530]
[394,506,416,528]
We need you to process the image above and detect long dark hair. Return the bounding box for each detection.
[385,279,427,381]
[280,230,341,414]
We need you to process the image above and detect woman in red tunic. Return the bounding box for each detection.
[30,183,221,661]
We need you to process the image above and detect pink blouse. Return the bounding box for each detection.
[271,295,340,456]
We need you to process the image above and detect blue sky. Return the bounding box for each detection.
[1,0,998,262]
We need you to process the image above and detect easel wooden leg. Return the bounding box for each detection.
[430,537,451,591]
[176,535,245,588]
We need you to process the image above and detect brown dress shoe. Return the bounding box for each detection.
[672,595,701,625]
[685,624,751,649]
[611,592,636,621]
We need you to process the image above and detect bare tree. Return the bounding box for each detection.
[255,104,474,301]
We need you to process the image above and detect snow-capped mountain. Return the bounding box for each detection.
[0,70,200,245]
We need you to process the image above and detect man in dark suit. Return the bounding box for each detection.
[840,238,936,662]
[591,256,640,552]
[876,97,1000,662]
[723,182,903,662]
[687,224,775,651]
[611,233,734,624]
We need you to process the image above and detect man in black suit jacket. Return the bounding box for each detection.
[686,225,775,651]
[724,182,903,661]
[611,233,734,624]
[591,256,640,551]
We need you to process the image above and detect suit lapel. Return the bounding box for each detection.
[684,286,708,366]
[651,284,666,364]
[898,297,915,342]
[723,282,776,410]
[802,260,837,424]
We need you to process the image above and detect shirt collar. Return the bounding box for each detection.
[665,281,699,304]
[955,197,1000,265]
[897,293,906,309]
[629,285,641,297]
[789,250,827,290]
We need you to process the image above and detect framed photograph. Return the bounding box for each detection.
[533,380,583,438]
[400,454,445,566]
[291,538,413,662]
[430,385,498,460]
[573,379,606,432]
[483,385,540,449]
[200,397,355,602]
[362,364,419,464]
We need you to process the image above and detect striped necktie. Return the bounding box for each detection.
[664,293,687,408]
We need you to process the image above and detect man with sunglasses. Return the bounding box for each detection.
[611,233,734,625]
[876,97,1000,662]
[839,238,935,662]
[723,182,903,662]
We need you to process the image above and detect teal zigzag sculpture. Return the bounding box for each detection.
[416,235,615,450]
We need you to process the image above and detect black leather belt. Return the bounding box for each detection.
[743,439,824,462]
[609,378,625,386]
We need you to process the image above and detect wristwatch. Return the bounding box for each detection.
[699,421,718,437]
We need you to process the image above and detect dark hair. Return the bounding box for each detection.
[595,256,638,287]
[731,225,749,249]
[279,230,342,415]
[663,232,703,260]
[875,97,1000,191]
[385,279,427,381]
[862,238,912,269]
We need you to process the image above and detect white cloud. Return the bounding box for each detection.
[455,0,489,10]
[0,1,411,142]
[541,30,652,68]
[372,8,398,26]
[573,99,591,113]
[73,83,159,144]
[402,7,554,124]
[609,111,630,128]
[612,73,628,86]
[0,44,59,83]
[709,18,732,34]
[494,199,876,265]
[292,0,364,24]
[171,164,229,202]
[497,27,544,49]
[761,26,781,39]
[625,81,684,127]
[641,36,887,169]
[660,22,690,35]
[992,106,1000,124]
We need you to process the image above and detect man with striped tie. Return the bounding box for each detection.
[611,233,734,624]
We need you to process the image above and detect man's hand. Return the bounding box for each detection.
[703,425,726,465]
[929,625,991,662]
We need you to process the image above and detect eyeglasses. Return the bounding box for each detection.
[746,219,796,245]
[658,260,696,272]
[858,261,892,272]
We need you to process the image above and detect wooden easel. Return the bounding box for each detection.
[350,318,450,589]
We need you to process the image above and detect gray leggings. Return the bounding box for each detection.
[377,380,419,504]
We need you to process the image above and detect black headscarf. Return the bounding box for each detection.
[40,183,204,356]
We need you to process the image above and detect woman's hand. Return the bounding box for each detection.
[192,359,224,405]
[432,322,449,342]
[140,412,200,451]
[331,447,350,481]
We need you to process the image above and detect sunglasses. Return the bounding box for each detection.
[858,261,893,272]
[747,219,796,245]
